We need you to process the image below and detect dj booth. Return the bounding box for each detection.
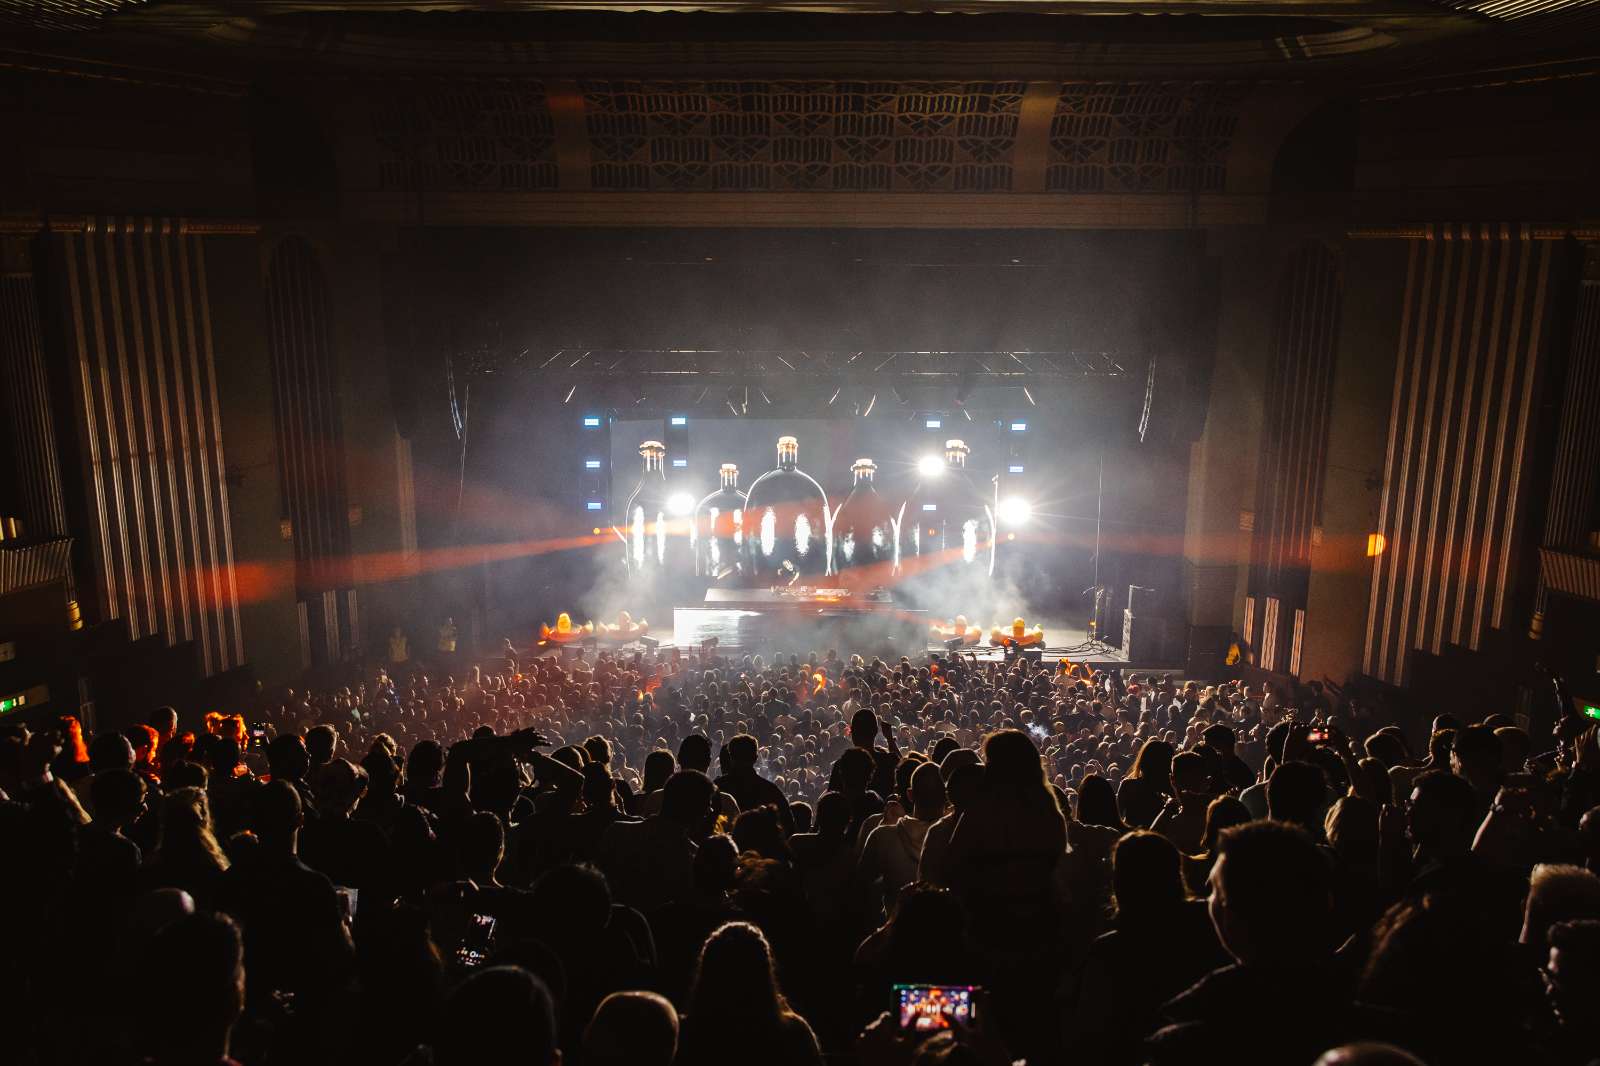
[673,587,928,656]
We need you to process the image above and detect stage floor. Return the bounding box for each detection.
[664,611,1146,668]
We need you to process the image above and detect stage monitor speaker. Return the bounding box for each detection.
[1124,609,1167,663]
[1128,585,1159,615]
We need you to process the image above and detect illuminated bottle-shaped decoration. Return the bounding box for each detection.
[898,439,995,576]
[831,458,897,581]
[693,463,747,584]
[619,440,670,577]
[743,435,831,582]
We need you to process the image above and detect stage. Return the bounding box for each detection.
[667,605,1145,669]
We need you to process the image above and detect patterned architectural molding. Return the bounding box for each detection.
[1251,242,1342,590]
[1,216,260,235]
[577,79,1026,193]
[1364,224,1556,686]
[0,536,72,595]
[264,235,358,665]
[1247,240,1342,675]
[361,78,1248,202]
[0,267,71,541]
[1539,252,1600,551]
[264,235,357,667]
[1349,224,1576,240]
[371,82,559,193]
[1539,548,1600,604]
[47,217,245,676]
[0,1,147,33]
[1045,83,1243,194]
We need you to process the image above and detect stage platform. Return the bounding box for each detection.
[667,607,1159,670]
[673,589,928,658]
[527,612,1184,672]
[525,585,1178,670]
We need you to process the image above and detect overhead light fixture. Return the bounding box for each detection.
[917,455,945,479]
[862,393,877,417]
[563,385,577,404]
[827,385,842,406]
[1022,385,1036,407]
[667,492,696,517]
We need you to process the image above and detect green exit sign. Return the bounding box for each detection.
[0,684,46,716]
[1584,703,1600,721]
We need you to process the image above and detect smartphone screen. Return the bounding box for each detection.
[895,984,978,1032]
[454,913,497,968]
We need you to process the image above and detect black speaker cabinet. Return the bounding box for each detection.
[1127,585,1159,615]
[1124,609,1168,663]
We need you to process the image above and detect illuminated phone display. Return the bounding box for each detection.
[895,984,977,1032]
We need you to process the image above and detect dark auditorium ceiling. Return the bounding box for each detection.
[4,0,1599,81]
[3,1,1597,227]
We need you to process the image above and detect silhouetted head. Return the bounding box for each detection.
[435,965,559,1066]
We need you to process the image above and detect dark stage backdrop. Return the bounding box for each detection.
[405,227,1200,358]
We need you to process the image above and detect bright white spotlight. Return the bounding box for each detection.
[667,492,696,517]
[917,455,945,479]
[997,496,1032,525]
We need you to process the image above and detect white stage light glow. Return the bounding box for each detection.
[997,496,1032,525]
[667,492,696,517]
[917,455,945,479]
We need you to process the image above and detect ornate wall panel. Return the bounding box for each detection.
[1364,225,1556,686]
[1246,241,1341,672]
[51,218,244,676]
[1046,83,1243,194]
[0,268,71,539]
[1540,261,1600,551]
[346,77,1273,224]
[577,79,1026,192]
[264,236,356,665]
[371,82,560,192]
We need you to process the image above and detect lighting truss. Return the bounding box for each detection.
[469,347,1126,382]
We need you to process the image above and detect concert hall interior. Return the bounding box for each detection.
[3,3,1600,1066]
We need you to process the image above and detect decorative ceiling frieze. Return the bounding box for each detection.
[355,77,1257,205]
[1046,82,1245,193]
[370,81,561,192]
[575,79,1028,193]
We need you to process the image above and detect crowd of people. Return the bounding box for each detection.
[2,636,1599,1066]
